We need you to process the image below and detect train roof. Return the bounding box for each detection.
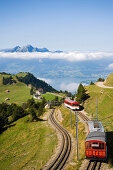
[85,131,106,143]
[88,121,104,133]
[64,99,79,104]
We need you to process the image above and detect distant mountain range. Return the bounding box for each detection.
[0,45,63,53]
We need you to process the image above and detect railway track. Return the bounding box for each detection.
[86,160,101,170]
[78,111,89,125]
[47,108,71,170]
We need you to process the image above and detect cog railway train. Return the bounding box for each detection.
[64,99,80,110]
[85,121,107,161]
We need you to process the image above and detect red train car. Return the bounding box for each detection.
[85,131,107,161]
[64,99,80,110]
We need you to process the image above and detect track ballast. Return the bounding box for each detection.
[47,108,71,170]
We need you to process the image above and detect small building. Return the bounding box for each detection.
[33,94,42,100]
[36,88,44,95]
[36,90,41,95]
[45,101,51,109]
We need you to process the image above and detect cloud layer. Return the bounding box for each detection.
[60,82,79,92]
[0,51,113,62]
[107,63,113,70]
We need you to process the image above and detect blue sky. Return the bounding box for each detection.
[0,0,113,51]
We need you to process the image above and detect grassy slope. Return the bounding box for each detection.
[15,72,27,77]
[0,114,57,170]
[57,106,86,170]
[0,73,61,104]
[42,93,62,102]
[0,74,31,105]
[85,84,113,131]
[104,73,113,87]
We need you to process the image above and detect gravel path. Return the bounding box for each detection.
[96,82,113,88]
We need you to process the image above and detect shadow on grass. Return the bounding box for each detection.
[37,118,47,121]
[106,131,113,165]
[0,124,16,134]
[26,117,47,122]
[78,105,84,111]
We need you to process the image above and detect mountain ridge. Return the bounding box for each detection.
[0,45,63,53]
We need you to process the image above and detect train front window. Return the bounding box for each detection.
[92,142,99,149]
[92,142,104,149]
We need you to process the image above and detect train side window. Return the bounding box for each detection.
[86,142,91,149]
[102,143,104,149]
[89,142,91,149]
[100,143,104,149]
[86,143,88,149]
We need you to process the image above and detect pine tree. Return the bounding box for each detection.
[76,84,87,103]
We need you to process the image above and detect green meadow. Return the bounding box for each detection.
[85,84,113,131]
[42,93,62,102]
[0,73,31,105]
[0,114,57,170]
[0,83,31,105]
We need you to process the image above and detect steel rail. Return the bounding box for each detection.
[86,160,101,170]
[47,109,71,170]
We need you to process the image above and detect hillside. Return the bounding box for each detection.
[16,72,57,92]
[104,73,113,87]
[0,72,57,104]
[84,84,113,130]
[0,73,31,105]
[0,113,57,169]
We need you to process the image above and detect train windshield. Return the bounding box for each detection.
[92,142,104,149]
[86,142,105,150]
[72,103,79,106]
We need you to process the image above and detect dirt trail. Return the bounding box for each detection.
[96,82,113,89]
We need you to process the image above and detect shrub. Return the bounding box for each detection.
[97,78,105,82]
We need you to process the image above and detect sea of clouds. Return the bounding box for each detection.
[0,51,113,63]
[1,51,113,92]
